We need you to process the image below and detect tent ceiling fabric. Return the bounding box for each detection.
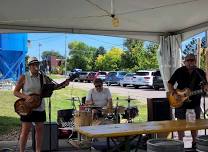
[0,0,208,41]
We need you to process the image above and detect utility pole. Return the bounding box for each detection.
[38,43,42,61]
[64,33,67,76]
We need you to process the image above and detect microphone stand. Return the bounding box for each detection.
[40,70,56,151]
[49,97,52,151]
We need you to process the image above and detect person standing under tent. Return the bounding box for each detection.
[13,57,70,152]
[168,53,208,148]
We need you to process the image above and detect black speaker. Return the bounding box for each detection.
[147,98,172,121]
[32,122,58,151]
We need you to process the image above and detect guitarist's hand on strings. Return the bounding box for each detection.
[25,95,33,103]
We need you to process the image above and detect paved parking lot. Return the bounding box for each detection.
[68,81,166,102]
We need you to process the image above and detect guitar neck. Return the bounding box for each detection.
[55,76,75,90]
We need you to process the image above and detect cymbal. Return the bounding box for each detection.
[115,98,136,101]
[66,97,80,101]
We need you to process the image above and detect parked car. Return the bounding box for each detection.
[120,73,135,87]
[86,71,107,82]
[152,70,164,90]
[132,70,155,88]
[69,71,80,81]
[77,71,90,82]
[105,71,127,86]
[96,71,108,81]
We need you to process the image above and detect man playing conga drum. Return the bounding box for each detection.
[85,78,113,121]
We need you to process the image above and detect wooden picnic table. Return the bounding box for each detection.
[76,119,208,151]
[76,119,208,138]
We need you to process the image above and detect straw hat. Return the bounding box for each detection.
[28,57,39,65]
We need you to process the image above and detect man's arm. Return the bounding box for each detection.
[106,88,113,108]
[168,83,176,94]
[107,98,113,108]
[85,89,93,105]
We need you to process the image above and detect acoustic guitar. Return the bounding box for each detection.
[167,88,204,108]
[14,94,41,116]
[14,76,75,116]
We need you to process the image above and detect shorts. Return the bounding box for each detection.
[175,106,201,119]
[21,111,46,122]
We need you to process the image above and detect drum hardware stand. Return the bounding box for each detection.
[71,97,76,110]
[66,96,81,110]
[127,96,132,123]
[115,97,120,123]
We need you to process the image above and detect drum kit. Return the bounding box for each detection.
[58,96,139,139]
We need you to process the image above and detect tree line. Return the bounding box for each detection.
[41,38,160,72]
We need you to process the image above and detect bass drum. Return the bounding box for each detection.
[122,106,139,119]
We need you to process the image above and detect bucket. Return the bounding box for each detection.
[147,138,184,152]
[196,135,208,152]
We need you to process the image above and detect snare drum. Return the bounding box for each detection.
[122,106,139,119]
[73,110,92,127]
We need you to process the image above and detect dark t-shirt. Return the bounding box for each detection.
[168,66,206,108]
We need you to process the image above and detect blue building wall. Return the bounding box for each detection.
[0,34,28,81]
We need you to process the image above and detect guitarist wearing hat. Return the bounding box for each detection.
[13,57,70,152]
[168,53,208,149]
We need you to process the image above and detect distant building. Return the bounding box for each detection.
[46,55,65,74]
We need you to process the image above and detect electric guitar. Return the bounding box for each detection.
[14,76,75,116]
[167,88,204,108]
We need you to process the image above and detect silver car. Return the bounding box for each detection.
[132,70,155,88]
[120,73,135,87]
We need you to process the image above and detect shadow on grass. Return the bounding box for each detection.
[0,116,20,135]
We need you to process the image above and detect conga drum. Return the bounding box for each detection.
[74,110,92,127]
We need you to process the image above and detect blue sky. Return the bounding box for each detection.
[28,32,206,60]
[181,32,205,50]
[28,33,125,60]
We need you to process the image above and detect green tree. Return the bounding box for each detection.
[95,47,123,71]
[122,39,159,71]
[67,41,96,71]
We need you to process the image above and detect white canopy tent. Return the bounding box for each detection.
[1,0,208,88]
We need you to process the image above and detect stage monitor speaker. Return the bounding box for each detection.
[147,98,172,121]
[32,122,58,151]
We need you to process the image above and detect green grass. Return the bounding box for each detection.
[47,74,66,80]
[0,87,147,136]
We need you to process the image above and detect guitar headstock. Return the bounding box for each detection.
[67,74,77,82]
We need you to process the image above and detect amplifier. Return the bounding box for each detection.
[147,98,172,121]
[32,122,58,151]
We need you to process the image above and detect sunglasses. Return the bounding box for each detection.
[185,59,195,62]
[95,84,102,88]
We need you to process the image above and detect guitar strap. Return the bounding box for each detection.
[40,73,43,88]
[40,73,44,99]
[189,70,197,91]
